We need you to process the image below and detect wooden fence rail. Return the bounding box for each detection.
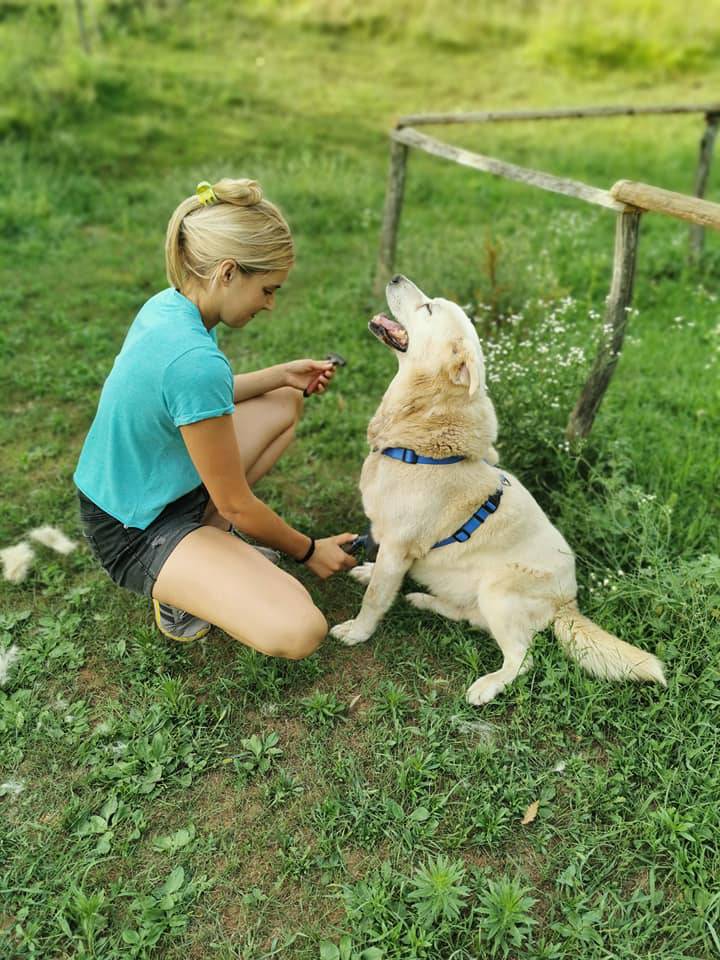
[392,128,626,211]
[610,179,720,228]
[397,103,720,128]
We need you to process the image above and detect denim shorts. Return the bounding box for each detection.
[77,485,210,597]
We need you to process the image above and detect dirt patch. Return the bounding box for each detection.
[76,663,122,705]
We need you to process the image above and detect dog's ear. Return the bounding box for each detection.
[449,340,481,396]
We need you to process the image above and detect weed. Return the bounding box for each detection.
[300,691,347,727]
[475,875,537,957]
[230,730,283,779]
[407,854,470,927]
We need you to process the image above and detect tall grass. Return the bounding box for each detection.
[3,0,720,143]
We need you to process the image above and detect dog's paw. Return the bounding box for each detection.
[405,592,433,611]
[348,562,374,586]
[465,674,506,706]
[330,619,371,646]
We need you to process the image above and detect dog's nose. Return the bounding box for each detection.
[390,274,405,284]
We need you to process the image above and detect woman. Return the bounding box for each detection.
[75,177,356,656]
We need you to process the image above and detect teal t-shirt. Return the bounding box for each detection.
[74,288,235,528]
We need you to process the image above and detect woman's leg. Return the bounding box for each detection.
[233,386,303,484]
[152,526,327,659]
[153,386,326,658]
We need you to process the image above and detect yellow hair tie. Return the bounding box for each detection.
[196,181,216,206]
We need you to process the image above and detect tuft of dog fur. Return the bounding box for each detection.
[1,542,35,583]
[0,644,20,686]
[29,526,77,555]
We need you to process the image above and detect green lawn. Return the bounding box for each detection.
[1,2,719,958]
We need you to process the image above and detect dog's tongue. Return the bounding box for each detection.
[371,313,405,337]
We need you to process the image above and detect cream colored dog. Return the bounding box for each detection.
[330,275,666,704]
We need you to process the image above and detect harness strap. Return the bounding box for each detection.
[432,486,505,549]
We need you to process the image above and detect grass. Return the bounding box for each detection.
[1,1,720,957]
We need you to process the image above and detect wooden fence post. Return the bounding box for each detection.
[689,111,719,263]
[566,209,642,441]
[74,0,91,54]
[373,139,409,298]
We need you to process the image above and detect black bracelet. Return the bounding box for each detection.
[297,537,315,564]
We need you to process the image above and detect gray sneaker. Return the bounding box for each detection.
[229,527,280,565]
[153,600,211,643]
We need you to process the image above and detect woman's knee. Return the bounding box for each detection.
[226,604,327,660]
[261,606,328,660]
[274,385,304,428]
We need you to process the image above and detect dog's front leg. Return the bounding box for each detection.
[330,545,411,646]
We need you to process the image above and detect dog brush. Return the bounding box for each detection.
[341,528,379,562]
[303,352,347,397]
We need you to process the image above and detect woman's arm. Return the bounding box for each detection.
[181,414,308,556]
[233,359,336,402]
[233,365,286,403]
[180,415,356,576]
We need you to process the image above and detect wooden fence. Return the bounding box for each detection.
[374,104,720,439]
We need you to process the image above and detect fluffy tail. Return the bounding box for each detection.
[553,601,666,686]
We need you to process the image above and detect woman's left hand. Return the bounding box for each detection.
[283,359,336,396]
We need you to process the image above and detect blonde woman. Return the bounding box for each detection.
[74,178,357,656]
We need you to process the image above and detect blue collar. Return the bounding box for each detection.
[381,446,465,465]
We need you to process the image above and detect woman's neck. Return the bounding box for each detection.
[178,281,220,331]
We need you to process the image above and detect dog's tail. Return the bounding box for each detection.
[553,601,666,686]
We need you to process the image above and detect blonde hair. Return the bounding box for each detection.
[164,178,294,289]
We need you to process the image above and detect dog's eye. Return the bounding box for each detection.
[424,302,433,315]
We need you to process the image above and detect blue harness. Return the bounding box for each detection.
[381,446,508,549]
[381,446,465,466]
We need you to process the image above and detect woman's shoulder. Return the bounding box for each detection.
[130,288,206,339]
[137,287,197,320]
[117,288,218,369]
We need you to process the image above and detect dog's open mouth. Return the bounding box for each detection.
[368,313,408,352]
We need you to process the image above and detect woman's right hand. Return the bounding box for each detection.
[305,533,358,578]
